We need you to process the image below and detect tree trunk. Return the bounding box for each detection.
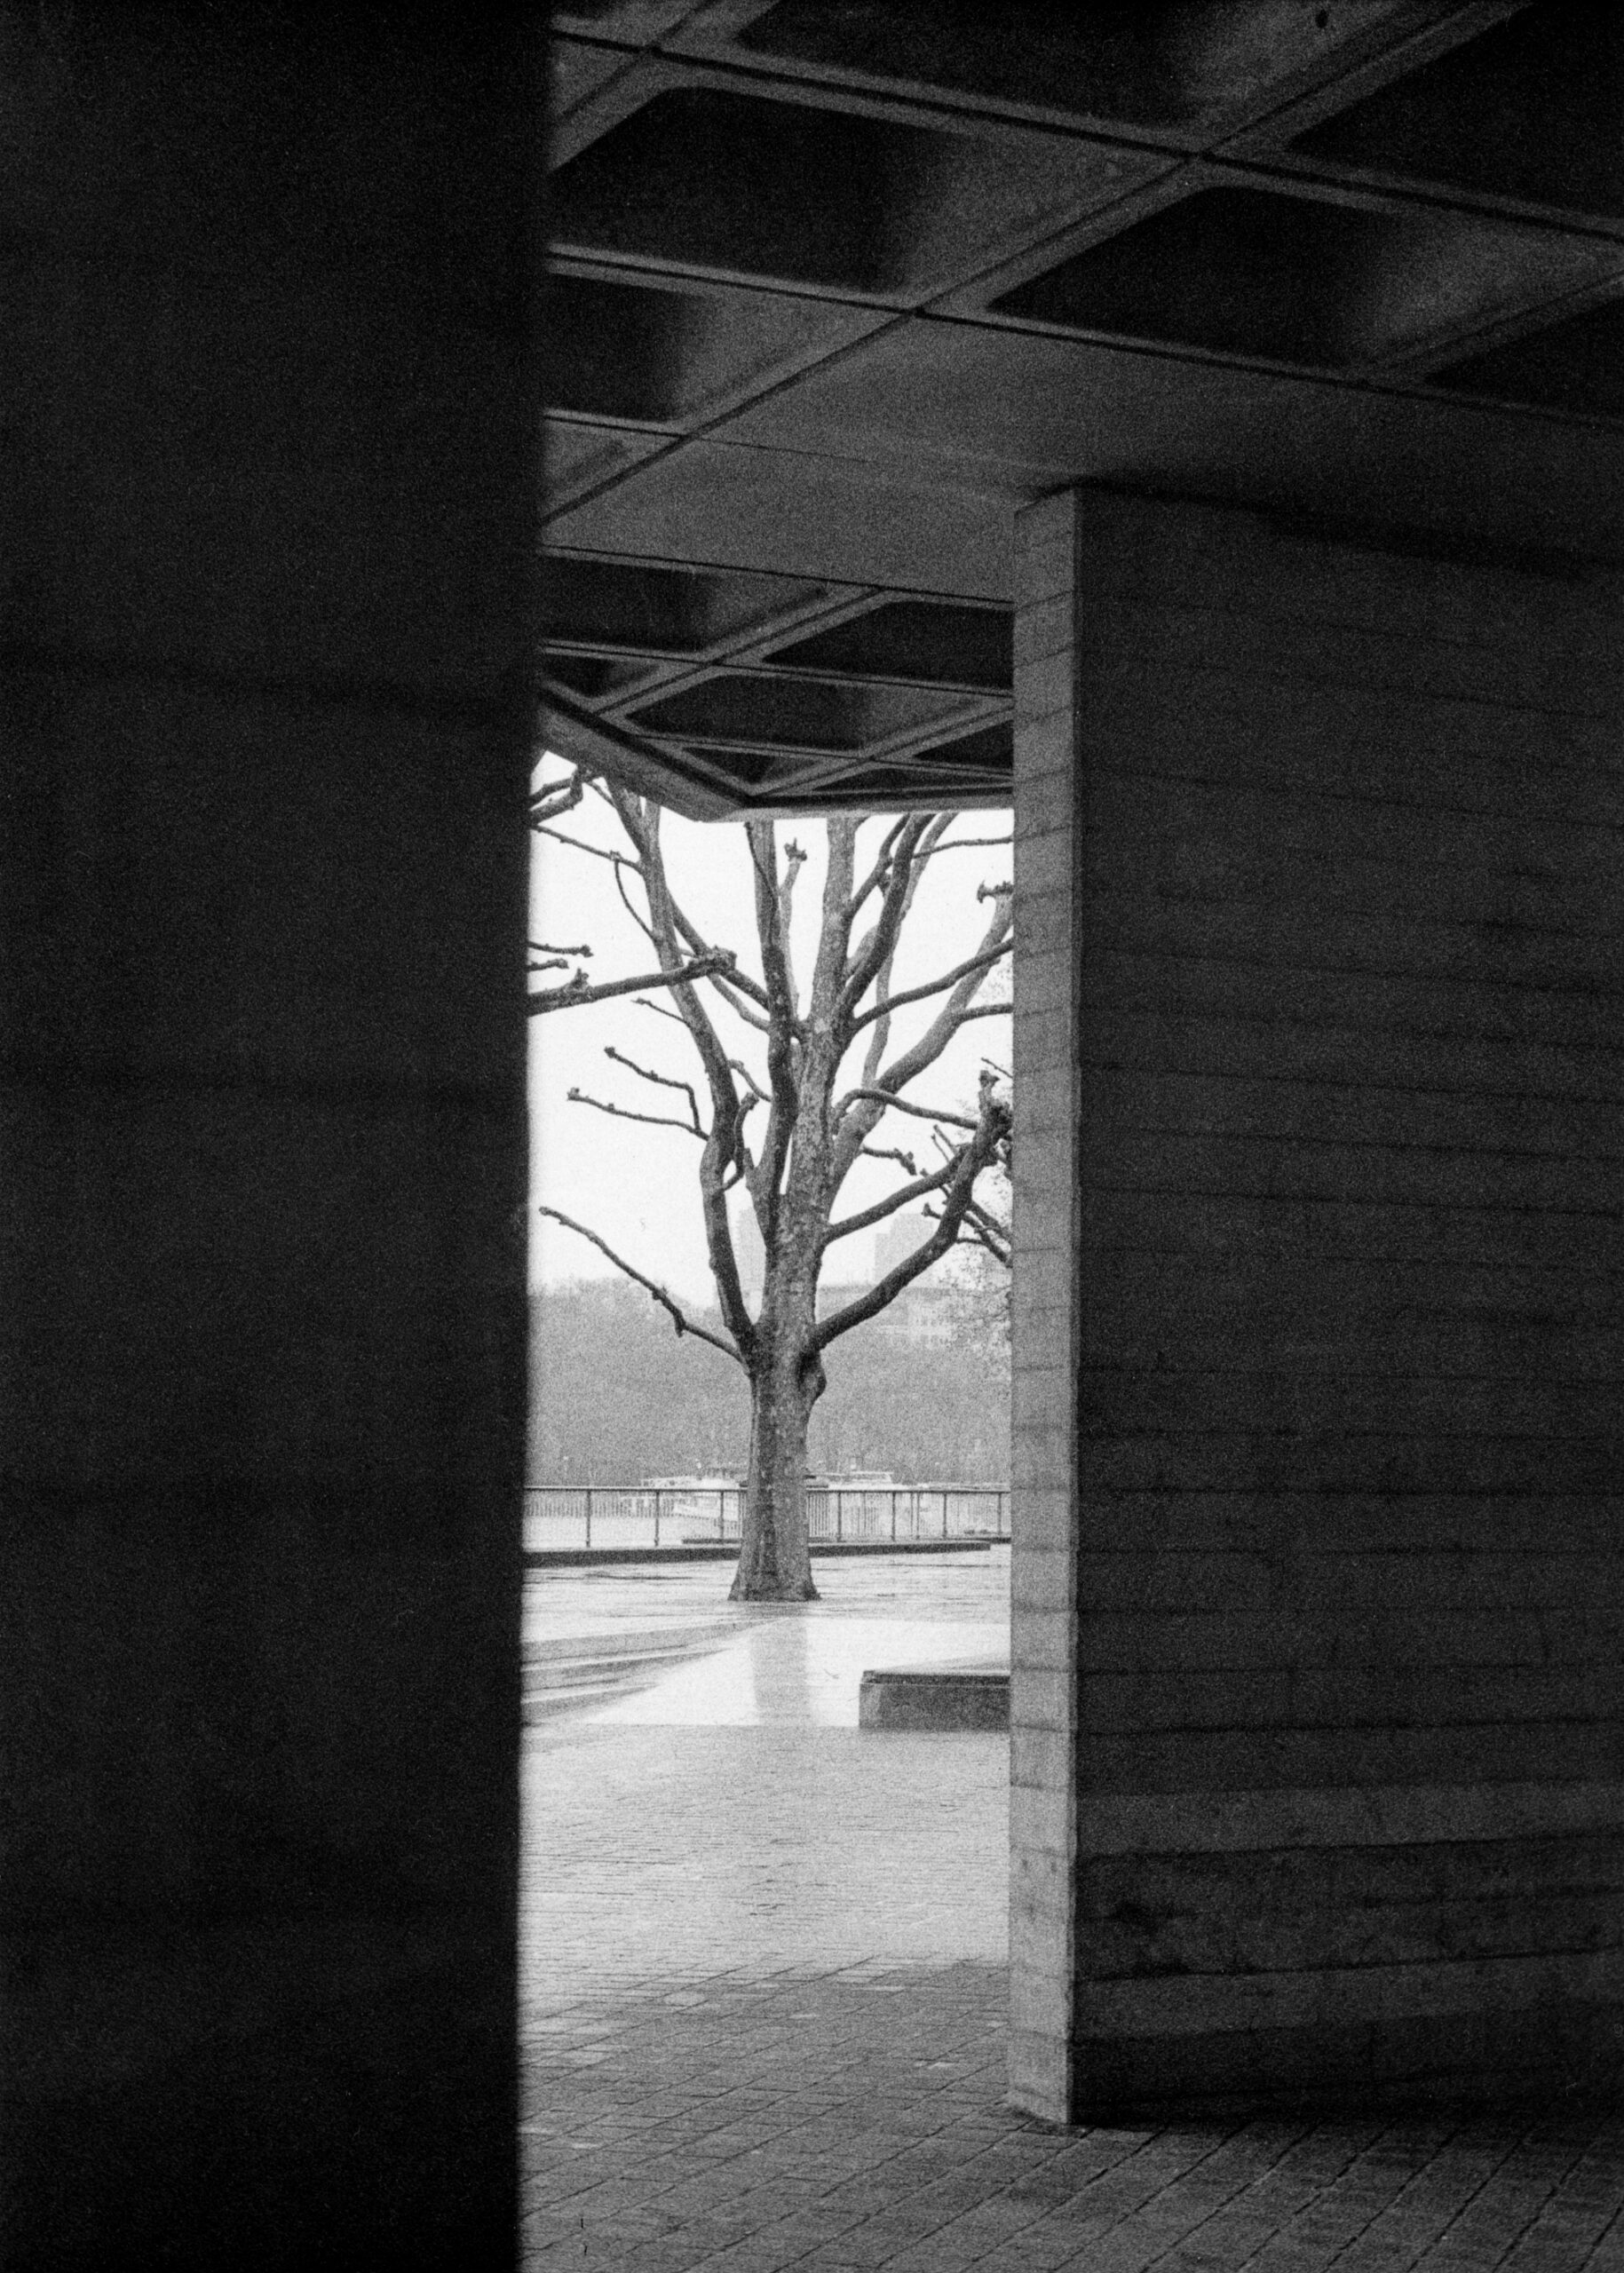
[732,1352,820,1601]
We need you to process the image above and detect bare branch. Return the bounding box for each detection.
[729,1057,771,1105]
[567,1087,705,1137]
[837,812,941,1024]
[919,835,1012,857]
[536,1207,742,1363]
[959,1199,1011,1269]
[605,1044,702,1134]
[849,937,1012,1034]
[609,787,757,1357]
[613,858,659,948]
[534,824,641,872]
[746,817,802,1233]
[846,816,909,921]
[830,887,1014,1183]
[530,940,592,958]
[825,1152,962,1246]
[813,1075,1010,1353]
[836,1087,979,1131]
[661,883,771,1012]
[529,771,586,825]
[705,972,773,1032]
[527,952,737,1015]
[860,1144,918,1175]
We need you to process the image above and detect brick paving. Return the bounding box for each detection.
[520,1557,1624,2269]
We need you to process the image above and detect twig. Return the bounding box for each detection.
[849,938,1013,1034]
[605,1045,703,1134]
[729,1058,771,1104]
[527,952,737,1015]
[535,1207,742,1362]
[533,824,641,870]
[836,1087,979,1130]
[567,1087,705,1137]
[826,1153,961,1247]
[861,1144,918,1175]
[529,772,585,824]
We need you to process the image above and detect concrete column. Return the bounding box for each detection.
[1009,493,1086,2120]
[3,14,537,2266]
[1010,487,1624,2119]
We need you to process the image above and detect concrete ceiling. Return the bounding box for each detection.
[542,1,1624,817]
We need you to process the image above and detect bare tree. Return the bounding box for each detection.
[531,772,1012,1601]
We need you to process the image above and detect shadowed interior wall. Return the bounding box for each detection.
[1010,487,1624,2119]
[2,13,536,2266]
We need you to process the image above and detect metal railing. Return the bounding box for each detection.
[523,1483,1010,1553]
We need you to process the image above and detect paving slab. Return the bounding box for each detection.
[521,1553,1624,2269]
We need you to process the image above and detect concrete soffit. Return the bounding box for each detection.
[543,2,1624,817]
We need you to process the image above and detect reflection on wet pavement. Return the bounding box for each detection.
[520,1550,1011,2005]
[524,1548,1010,1727]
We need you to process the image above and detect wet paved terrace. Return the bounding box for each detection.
[520,1550,1624,2270]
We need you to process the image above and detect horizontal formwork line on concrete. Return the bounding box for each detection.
[1074,515,1624,642]
[1082,843,1624,927]
[1081,606,1624,727]
[1073,1913,1624,1981]
[1080,1144,1624,1210]
[1081,826,1624,924]
[1081,905,1624,1003]
[1073,601,1624,700]
[1074,952,1624,1052]
[1068,1611,1622,1674]
[1069,1670,1624,1734]
[1081,1075,1624,1159]
[1073,973,1624,1062]
[1086,1195,1624,1269]
[1060,1488,1624,1522]
[1082,570,1624,661]
[1074,1299,1624,1342]
[1074,1345,1624,1389]
[1080,1011,1624,1104]
[1081,863,1621,948]
[1068,1409,1619,1445]
[1069,1446,1624,1498]
[1070,1945,1624,2039]
[1088,687,1624,797]
[1068,1725,1624,1794]
[1081,1247,1624,1305]
[1085,756,1624,854]
[1066,1546,1624,1596]
[1057,1778,1624,1856]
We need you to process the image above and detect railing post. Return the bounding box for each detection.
[654,1488,661,1549]
[891,1490,898,1543]
[836,1490,843,1543]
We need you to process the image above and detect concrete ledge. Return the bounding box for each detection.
[859,1670,1010,1732]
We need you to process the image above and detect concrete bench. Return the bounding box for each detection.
[858,1670,1010,1732]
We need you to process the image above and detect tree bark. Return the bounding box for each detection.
[733,1337,822,1602]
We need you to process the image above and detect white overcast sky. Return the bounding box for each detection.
[528,765,1013,1304]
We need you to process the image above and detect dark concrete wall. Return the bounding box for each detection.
[1011,487,1624,2119]
[3,13,537,2265]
